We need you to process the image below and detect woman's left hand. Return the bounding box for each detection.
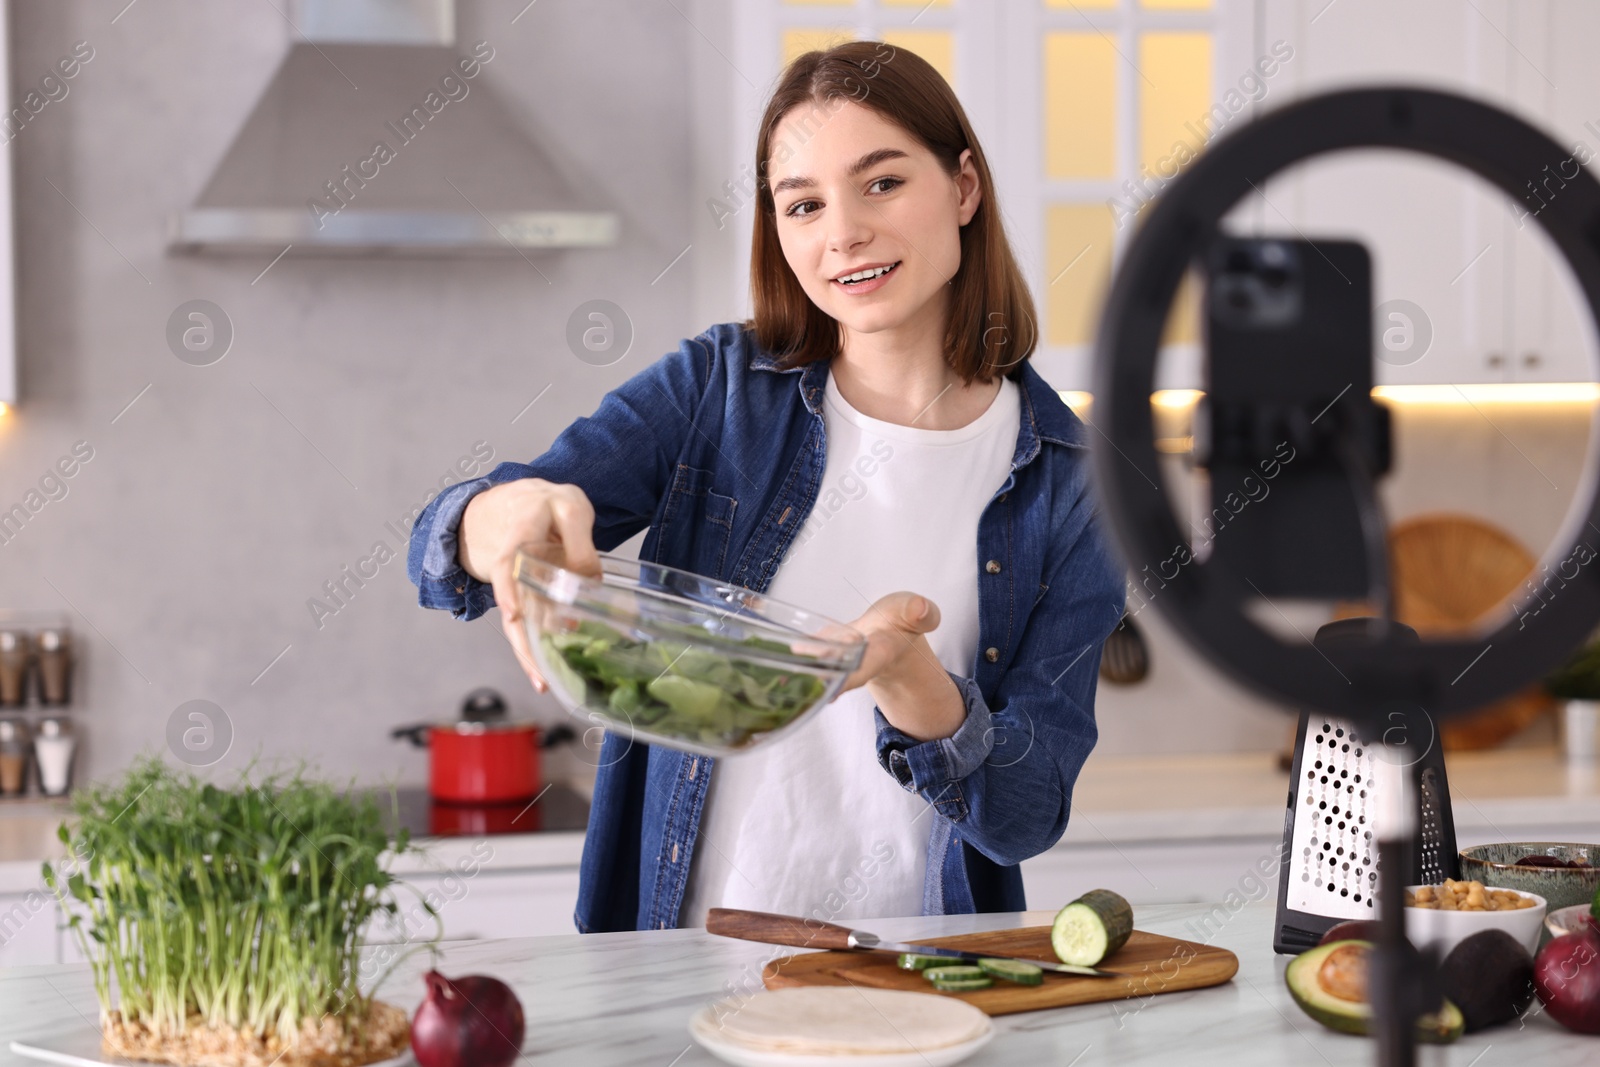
[835,591,967,742]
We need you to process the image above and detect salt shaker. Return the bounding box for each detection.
[0,718,28,795]
[36,629,71,705]
[0,631,28,707]
[34,716,75,796]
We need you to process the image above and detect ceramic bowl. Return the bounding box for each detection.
[1459,842,1600,911]
[1404,885,1546,956]
[1545,903,1598,940]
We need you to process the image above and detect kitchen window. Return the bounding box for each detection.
[725,0,1262,390]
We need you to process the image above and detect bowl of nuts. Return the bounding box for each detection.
[1404,879,1546,956]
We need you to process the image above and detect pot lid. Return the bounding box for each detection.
[434,718,537,735]
[461,687,508,722]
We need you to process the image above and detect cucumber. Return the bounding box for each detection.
[1051,888,1133,966]
[897,953,946,971]
[929,976,993,992]
[977,957,1044,985]
[923,964,999,991]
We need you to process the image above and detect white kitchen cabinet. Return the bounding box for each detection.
[1258,0,1499,388]
[1021,815,1600,925]
[1255,0,1596,386]
[41,843,587,968]
[1498,0,1600,385]
[1023,837,1283,911]
[0,891,58,968]
[364,868,582,945]
[53,871,585,968]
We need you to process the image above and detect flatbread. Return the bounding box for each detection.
[693,987,991,1054]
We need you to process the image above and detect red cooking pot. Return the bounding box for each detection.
[393,688,574,804]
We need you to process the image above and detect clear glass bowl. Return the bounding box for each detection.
[514,543,866,757]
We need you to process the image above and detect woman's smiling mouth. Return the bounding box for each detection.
[831,260,901,294]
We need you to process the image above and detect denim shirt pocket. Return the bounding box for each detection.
[659,464,739,578]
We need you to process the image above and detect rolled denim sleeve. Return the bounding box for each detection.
[412,477,496,620]
[873,673,993,813]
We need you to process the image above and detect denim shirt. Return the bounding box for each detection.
[407,322,1126,932]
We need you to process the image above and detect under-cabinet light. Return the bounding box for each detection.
[1059,383,1600,410]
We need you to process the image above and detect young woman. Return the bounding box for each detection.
[408,42,1126,932]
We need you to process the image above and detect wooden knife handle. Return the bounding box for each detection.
[705,908,856,951]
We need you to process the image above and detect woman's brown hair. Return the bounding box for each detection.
[747,41,1037,383]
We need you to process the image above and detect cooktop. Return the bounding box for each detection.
[377,782,590,839]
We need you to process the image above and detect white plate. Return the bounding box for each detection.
[10,1026,415,1067]
[687,1004,994,1067]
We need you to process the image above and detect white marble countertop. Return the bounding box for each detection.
[3,902,1594,1066]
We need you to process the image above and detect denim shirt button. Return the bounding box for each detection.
[984,647,999,663]
[985,560,1001,575]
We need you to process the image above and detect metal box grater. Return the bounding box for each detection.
[1273,709,1459,954]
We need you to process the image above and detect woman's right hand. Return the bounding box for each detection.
[458,478,602,693]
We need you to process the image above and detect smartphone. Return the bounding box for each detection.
[1195,235,1390,600]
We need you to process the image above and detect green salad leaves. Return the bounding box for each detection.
[540,620,828,749]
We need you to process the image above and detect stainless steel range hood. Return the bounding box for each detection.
[169,0,618,256]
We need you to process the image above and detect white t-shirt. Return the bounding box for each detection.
[677,370,1021,927]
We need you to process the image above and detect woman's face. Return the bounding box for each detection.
[766,100,981,340]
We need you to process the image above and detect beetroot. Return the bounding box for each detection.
[1533,924,1600,1034]
[411,970,526,1067]
[1514,854,1591,869]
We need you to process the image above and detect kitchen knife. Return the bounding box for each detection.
[705,907,1120,978]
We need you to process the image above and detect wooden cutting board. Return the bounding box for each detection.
[760,925,1238,1016]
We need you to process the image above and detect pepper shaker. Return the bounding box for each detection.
[0,631,28,707]
[33,716,75,796]
[0,718,28,795]
[36,629,72,705]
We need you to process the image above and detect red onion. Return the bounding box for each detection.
[411,970,526,1067]
[1533,923,1600,1034]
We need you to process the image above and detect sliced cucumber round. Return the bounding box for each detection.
[1051,888,1133,967]
[922,965,987,984]
[929,976,993,992]
[977,957,1044,985]
[897,953,945,971]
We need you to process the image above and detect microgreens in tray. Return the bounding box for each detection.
[44,757,436,1067]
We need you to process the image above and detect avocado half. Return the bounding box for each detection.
[1285,940,1465,1044]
